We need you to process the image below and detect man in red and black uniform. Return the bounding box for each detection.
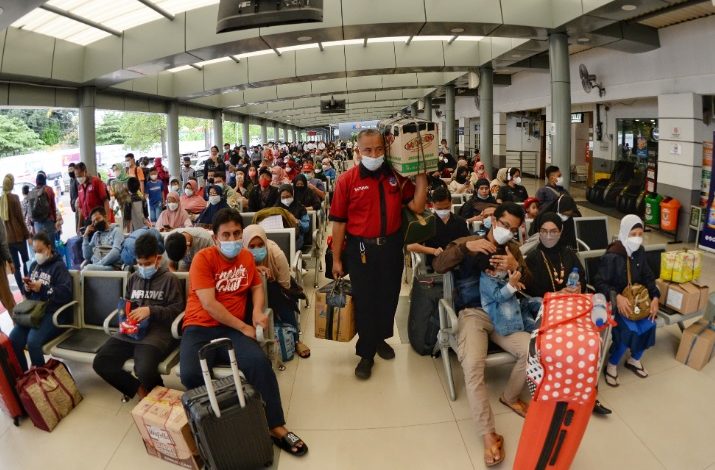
[330,128,427,379]
[75,162,111,229]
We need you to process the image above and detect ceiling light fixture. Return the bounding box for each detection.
[455,36,484,42]
[450,27,465,33]
[412,35,454,42]
[621,4,637,11]
[577,37,591,43]
[322,38,365,47]
[511,53,522,58]
[297,36,312,42]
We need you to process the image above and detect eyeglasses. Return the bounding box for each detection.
[539,229,561,236]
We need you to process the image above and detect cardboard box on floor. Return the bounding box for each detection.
[314,281,356,342]
[676,319,715,370]
[131,387,202,470]
[664,281,709,314]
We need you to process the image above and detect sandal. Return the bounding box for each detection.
[624,361,648,378]
[296,342,311,359]
[484,434,505,467]
[499,396,528,418]
[272,431,308,457]
[604,370,619,387]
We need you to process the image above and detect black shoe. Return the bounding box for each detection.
[355,358,374,380]
[593,400,612,415]
[376,341,395,360]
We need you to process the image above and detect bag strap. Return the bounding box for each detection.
[626,257,632,287]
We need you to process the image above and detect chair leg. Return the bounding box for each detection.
[442,346,457,401]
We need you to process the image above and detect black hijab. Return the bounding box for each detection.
[535,212,564,251]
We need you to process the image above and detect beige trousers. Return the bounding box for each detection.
[456,308,530,435]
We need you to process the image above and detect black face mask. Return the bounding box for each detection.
[68,172,75,179]
[207,178,214,185]
[94,221,107,232]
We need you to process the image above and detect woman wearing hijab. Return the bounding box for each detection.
[292,174,320,211]
[470,161,490,186]
[284,160,299,182]
[529,194,581,251]
[243,225,310,359]
[595,215,659,387]
[460,178,497,223]
[1,174,30,296]
[194,185,229,227]
[448,166,473,194]
[181,180,207,220]
[525,213,613,416]
[155,191,192,231]
[275,184,309,250]
[154,157,170,198]
[271,166,289,187]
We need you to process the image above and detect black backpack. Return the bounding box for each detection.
[407,276,444,356]
[29,186,50,221]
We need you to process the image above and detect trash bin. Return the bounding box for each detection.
[644,193,664,226]
[660,197,681,232]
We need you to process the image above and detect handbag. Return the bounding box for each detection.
[16,359,82,432]
[274,323,298,362]
[12,299,47,328]
[621,258,651,321]
[402,207,436,245]
[117,298,150,341]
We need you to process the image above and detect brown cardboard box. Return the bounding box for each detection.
[379,117,440,176]
[656,278,670,301]
[314,282,356,342]
[665,282,706,314]
[676,319,715,370]
[131,387,201,470]
[692,282,710,312]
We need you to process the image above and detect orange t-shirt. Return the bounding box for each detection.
[183,246,262,328]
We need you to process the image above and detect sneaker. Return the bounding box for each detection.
[354,358,374,380]
[376,341,395,360]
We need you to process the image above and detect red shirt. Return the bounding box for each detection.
[329,163,415,238]
[77,176,107,219]
[183,247,262,329]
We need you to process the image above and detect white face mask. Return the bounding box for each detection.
[150,175,158,181]
[625,236,643,253]
[35,252,49,265]
[281,197,294,206]
[555,176,564,186]
[171,185,179,192]
[209,195,221,205]
[514,177,522,185]
[76,176,86,184]
[361,155,384,171]
[184,188,194,197]
[434,209,451,219]
[167,202,179,211]
[558,213,569,222]
[493,226,514,245]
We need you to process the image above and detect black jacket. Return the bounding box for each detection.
[248,186,279,212]
[27,253,73,320]
[594,241,660,301]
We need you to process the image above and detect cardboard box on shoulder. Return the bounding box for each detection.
[676,319,715,370]
[131,387,202,470]
[379,117,440,177]
[664,282,709,314]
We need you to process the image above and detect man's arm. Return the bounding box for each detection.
[331,221,347,279]
[407,174,428,214]
[433,236,496,274]
[98,228,124,266]
[196,288,251,334]
[250,282,267,329]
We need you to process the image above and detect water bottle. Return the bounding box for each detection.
[566,267,580,289]
[591,293,609,328]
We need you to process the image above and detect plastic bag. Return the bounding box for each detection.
[117,298,150,341]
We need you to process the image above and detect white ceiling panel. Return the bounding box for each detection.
[276,82,313,99]
[310,78,348,94]
[381,73,418,88]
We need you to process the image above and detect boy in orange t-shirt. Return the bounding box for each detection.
[179,208,307,458]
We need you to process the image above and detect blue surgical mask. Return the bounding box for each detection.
[219,240,242,258]
[483,217,492,230]
[250,247,268,263]
[137,264,157,279]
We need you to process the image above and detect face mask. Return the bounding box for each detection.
[259,179,270,189]
[286,167,293,173]
[219,240,242,258]
[68,172,75,179]
[315,169,322,173]
[167,202,179,211]
[207,178,215,185]
[540,233,561,249]
[137,264,157,279]
[215,182,223,189]
[483,217,492,230]
[555,176,564,186]
[477,192,489,200]
[76,176,86,184]
[514,177,522,185]
[209,195,221,205]
[171,185,179,192]
[150,175,158,181]
[493,226,513,245]
[124,162,131,169]
[250,247,268,263]
[94,221,107,232]
[281,197,294,206]
[35,253,49,265]
[625,236,643,253]
[184,162,191,167]
[184,189,194,197]
[558,213,569,222]
[456,174,467,184]
[361,155,384,171]
[435,209,451,219]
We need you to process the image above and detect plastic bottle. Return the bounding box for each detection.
[591,293,608,328]
[566,267,580,289]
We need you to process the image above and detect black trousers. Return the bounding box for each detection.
[93,337,167,397]
[346,233,404,359]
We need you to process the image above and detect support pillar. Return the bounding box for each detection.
[241,115,250,147]
[212,110,223,147]
[424,94,433,122]
[78,87,97,176]
[549,32,572,191]
[167,101,180,179]
[260,120,268,144]
[273,122,280,142]
[479,64,494,176]
[445,84,456,156]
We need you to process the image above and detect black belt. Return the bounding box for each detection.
[348,233,399,246]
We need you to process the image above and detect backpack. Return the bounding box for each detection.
[29,187,50,221]
[407,276,444,356]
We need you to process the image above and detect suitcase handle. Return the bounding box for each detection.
[198,338,246,418]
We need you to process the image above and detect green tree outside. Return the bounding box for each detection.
[119,113,166,151]
[0,115,46,156]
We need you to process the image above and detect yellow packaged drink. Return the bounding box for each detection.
[660,251,676,281]
[671,251,686,283]
[681,252,694,283]
[687,250,702,280]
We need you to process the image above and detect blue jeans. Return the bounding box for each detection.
[149,201,163,223]
[179,325,286,429]
[8,242,29,296]
[34,220,56,241]
[10,311,60,371]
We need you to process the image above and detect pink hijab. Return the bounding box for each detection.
[473,161,490,180]
[181,180,207,213]
[156,191,192,229]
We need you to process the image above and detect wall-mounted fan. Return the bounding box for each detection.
[579,64,606,97]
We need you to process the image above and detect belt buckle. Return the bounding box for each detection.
[376,237,387,246]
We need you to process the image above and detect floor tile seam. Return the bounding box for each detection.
[605,407,669,470]
[102,421,134,470]
[288,419,459,433]
[454,418,479,470]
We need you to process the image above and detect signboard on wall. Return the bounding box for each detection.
[571,113,584,123]
[699,133,715,253]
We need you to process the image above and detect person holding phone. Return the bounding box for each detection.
[155,191,192,231]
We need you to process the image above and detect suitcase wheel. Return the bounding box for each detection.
[13,417,19,426]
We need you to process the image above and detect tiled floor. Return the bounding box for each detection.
[2,176,715,470]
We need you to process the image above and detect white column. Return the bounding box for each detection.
[78,87,97,176]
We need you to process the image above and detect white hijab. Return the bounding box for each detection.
[618,214,643,256]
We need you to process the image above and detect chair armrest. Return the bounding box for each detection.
[102,309,121,335]
[293,251,303,284]
[576,238,591,252]
[172,312,185,339]
[52,300,79,329]
[438,298,460,336]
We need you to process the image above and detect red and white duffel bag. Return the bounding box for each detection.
[515,292,613,470]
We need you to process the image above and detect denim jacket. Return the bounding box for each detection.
[479,271,537,336]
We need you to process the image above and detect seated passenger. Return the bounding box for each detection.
[10,232,73,371]
[181,179,207,220]
[432,203,531,467]
[448,166,473,194]
[523,197,539,223]
[194,185,229,227]
[83,206,125,271]
[93,234,185,398]
[243,224,310,359]
[469,161,490,186]
[293,174,321,211]
[529,194,581,251]
[535,165,569,206]
[406,186,470,271]
[496,167,529,203]
[595,215,659,387]
[163,227,215,272]
[248,168,279,212]
[301,163,326,200]
[275,184,309,251]
[179,209,308,457]
[156,191,192,231]
[460,178,497,223]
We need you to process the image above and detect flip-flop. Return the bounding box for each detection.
[272,432,308,457]
[604,370,619,387]
[624,361,648,378]
[296,342,311,359]
[499,396,528,418]
[484,435,505,467]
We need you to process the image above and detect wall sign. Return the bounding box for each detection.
[571,112,584,123]
[670,143,683,156]
[671,127,681,137]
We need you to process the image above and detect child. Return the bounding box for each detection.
[124,177,151,233]
[523,197,540,222]
[145,168,165,223]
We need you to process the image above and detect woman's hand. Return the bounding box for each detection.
[616,294,633,318]
[649,297,659,321]
[433,247,444,257]
[560,285,580,294]
[508,270,524,290]
[256,265,274,280]
[26,280,42,293]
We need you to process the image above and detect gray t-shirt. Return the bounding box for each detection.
[162,227,214,272]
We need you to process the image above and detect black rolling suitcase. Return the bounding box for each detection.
[182,338,274,470]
